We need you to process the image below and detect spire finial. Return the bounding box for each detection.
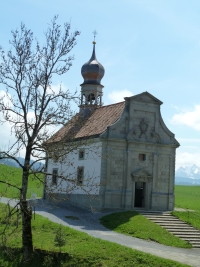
[92,30,97,44]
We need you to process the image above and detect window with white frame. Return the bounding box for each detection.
[77,166,84,185]
[52,168,58,185]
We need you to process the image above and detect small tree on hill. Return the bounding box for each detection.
[0,16,80,262]
[54,225,67,253]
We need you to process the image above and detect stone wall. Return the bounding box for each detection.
[100,92,178,211]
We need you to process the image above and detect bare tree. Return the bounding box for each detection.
[0,16,80,262]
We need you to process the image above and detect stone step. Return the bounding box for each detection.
[154,220,190,227]
[172,231,200,234]
[180,239,200,244]
[155,223,191,226]
[160,226,200,231]
[142,214,187,220]
[145,217,183,221]
[167,231,200,236]
[175,233,200,237]
[140,211,200,248]
[140,212,170,218]
[173,232,200,235]
[166,230,200,234]
[188,243,200,246]
[167,228,200,231]
[144,214,178,217]
[144,216,186,220]
[141,215,185,221]
[164,226,198,229]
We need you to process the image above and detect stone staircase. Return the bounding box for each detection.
[140,211,200,248]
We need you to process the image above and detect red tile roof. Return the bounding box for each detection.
[47,101,125,143]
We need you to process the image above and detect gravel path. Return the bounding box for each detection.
[1,197,200,267]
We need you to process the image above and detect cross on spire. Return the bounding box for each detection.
[92,30,98,44]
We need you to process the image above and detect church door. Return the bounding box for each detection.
[134,182,145,208]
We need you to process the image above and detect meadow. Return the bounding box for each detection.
[172,185,200,230]
[174,185,200,211]
[0,165,199,266]
[0,203,190,267]
[0,164,44,199]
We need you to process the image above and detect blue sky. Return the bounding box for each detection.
[0,0,200,169]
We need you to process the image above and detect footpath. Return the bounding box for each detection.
[1,197,200,267]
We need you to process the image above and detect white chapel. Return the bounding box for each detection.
[45,40,179,211]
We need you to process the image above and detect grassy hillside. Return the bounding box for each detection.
[0,164,44,199]
[100,211,191,248]
[0,203,190,267]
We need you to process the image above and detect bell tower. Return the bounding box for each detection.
[80,33,105,111]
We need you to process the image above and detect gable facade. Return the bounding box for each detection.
[99,92,179,211]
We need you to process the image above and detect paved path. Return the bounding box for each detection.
[1,197,200,267]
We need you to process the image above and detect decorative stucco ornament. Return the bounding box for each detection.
[139,118,149,138]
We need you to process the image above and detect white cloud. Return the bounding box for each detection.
[170,105,200,131]
[107,89,133,104]
[176,151,200,170]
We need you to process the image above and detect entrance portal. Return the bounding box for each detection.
[134,182,145,208]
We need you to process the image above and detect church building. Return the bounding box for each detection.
[45,40,179,211]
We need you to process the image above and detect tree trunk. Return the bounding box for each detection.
[20,145,33,262]
[20,200,33,262]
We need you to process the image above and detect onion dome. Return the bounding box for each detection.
[81,42,105,85]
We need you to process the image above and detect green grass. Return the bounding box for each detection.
[0,164,44,199]
[0,167,198,266]
[174,185,200,211]
[100,211,191,248]
[172,211,200,230]
[0,203,190,267]
[173,185,200,230]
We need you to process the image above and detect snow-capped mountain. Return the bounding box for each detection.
[176,164,200,179]
[175,164,200,185]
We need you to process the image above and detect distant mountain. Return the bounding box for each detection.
[0,158,18,168]
[0,157,44,170]
[175,176,200,185]
[175,164,200,185]
[176,165,200,179]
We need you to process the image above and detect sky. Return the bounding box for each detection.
[0,0,200,169]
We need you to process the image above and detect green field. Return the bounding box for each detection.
[0,164,44,199]
[173,185,200,230]
[174,185,200,211]
[0,203,190,267]
[0,166,199,266]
